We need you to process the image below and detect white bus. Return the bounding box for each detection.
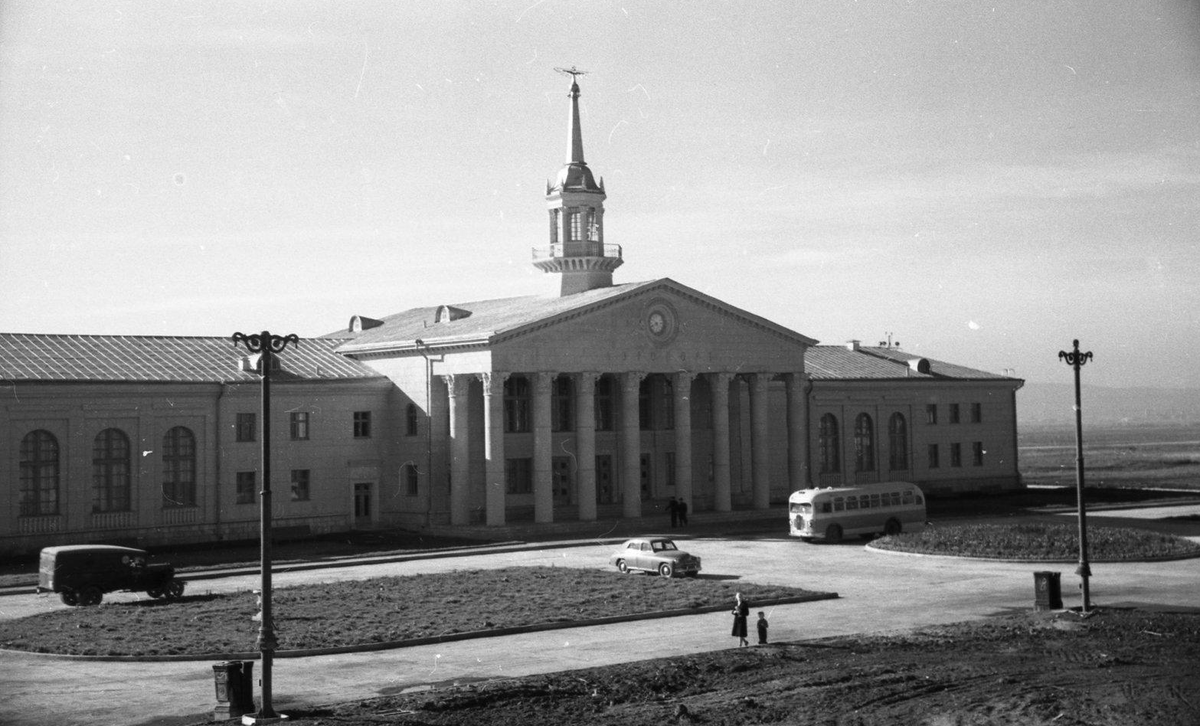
[788,482,927,542]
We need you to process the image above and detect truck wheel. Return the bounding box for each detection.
[60,590,80,607]
[146,587,165,599]
[165,580,185,600]
[824,524,843,543]
[80,586,103,606]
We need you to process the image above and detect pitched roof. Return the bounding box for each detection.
[330,278,817,355]
[805,345,1016,382]
[0,333,385,384]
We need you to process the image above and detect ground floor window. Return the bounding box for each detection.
[506,457,533,494]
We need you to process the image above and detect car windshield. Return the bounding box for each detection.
[651,540,677,552]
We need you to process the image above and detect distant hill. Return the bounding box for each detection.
[1018,383,1200,427]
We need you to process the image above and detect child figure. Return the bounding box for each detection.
[756,611,769,645]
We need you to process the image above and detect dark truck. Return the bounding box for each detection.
[36,544,185,606]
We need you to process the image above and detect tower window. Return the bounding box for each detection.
[569,210,582,241]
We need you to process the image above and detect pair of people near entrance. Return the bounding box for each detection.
[667,497,689,527]
[730,593,769,647]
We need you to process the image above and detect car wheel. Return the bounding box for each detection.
[884,518,902,536]
[165,580,185,600]
[616,559,630,574]
[146,587,165,599]
[658,563,675,578]
[60,590,80,607]
[80,586,103,606]
[825,524,843,543]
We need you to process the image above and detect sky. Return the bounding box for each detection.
[2,1,1198,388]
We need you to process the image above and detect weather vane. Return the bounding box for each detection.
[554,65,588,82]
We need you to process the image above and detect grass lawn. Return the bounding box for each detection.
[0,566,825,657]
[872,521,1200,560]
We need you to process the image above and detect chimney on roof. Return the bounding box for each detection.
[846,340,860,351]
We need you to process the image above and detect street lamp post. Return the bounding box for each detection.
[232,330,299,723]
[1058,339,1093,614]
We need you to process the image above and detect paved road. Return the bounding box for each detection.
[2,520,1198,726]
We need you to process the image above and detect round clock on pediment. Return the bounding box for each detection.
[642,299,679,345]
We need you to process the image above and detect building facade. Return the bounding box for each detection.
[0,78,1023,556]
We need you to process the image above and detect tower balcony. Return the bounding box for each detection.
[532,241,622,262]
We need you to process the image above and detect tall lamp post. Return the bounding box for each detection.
[232,330,298,723]
[1058,339,1093,613]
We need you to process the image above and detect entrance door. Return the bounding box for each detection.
[353,482,372,528]
[595,455,614,504]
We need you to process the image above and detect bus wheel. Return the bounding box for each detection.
[824,524,843,543]
[884,518,902,536]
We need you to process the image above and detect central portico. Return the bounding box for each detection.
[335,76,817,527]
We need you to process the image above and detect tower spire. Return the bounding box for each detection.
[533,69,622,296]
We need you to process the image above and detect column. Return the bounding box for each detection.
[710,372,733,512]
[481,371,507,527]
[532,371,554,523]
[749,373,771,510]
[445,374,471,526]
[787,372,810,492]
[620,371,644,519]
[673,371,694,513]
[575,371,599,521]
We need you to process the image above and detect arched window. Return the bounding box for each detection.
[889,413,909,471]
[504,376,531,433]
[854,413,875,473]
[93,428,131,512]
[818,414,840,474]
[20,430,59,516]
[162,426,196,507]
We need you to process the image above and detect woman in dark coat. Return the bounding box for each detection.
[731,592,750,646]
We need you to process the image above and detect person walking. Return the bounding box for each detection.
[677,498,688,526]
[756,611,769,645]
[667,497,679,528]
[731,592,750,647]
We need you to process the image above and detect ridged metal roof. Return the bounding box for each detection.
[0,333,385,383]
[806,345,1015,381]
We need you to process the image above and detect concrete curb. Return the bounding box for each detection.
[0,593,838,663]
[864,543,1200,563]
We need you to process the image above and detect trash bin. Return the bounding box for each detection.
[212,660,256,720]
[1033,571,1062,611]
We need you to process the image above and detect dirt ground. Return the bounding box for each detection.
[209,608,1200,726]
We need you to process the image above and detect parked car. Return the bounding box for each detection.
[36,545,185,606]
[609,536,701,578]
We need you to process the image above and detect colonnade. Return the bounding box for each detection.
[440,370,809,527]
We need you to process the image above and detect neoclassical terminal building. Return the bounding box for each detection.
[0,77,1023,555]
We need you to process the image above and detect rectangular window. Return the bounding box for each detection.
[925,404,938,425]
[973,441,984,466]
[404,463,419,496]
[949,404,960,424]
[970,403,982,424]
[569,210,582,241]
[290,412,310,441]
[660,378,675,431]
[504,377,532,433]
[236,471,256,504]
[639,378,652,430]
[505,457,533,494]
[927,444,940,469]
[551,376,573,432]
[950,443,962,468]
[291,469,310,501]
[595,376,614,431]
[354,411,372,438]
[406,404,420,437]
[665,451,677,488]
[236,413,256,442]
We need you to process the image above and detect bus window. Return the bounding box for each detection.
[846,497,858,510]
[902,490,913,504]
[890,492,902,506]
[870,494,881,508]
[834,497,845,511]
[859,495,871,509]
[821,502,832,513]
[789,502,803,514]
